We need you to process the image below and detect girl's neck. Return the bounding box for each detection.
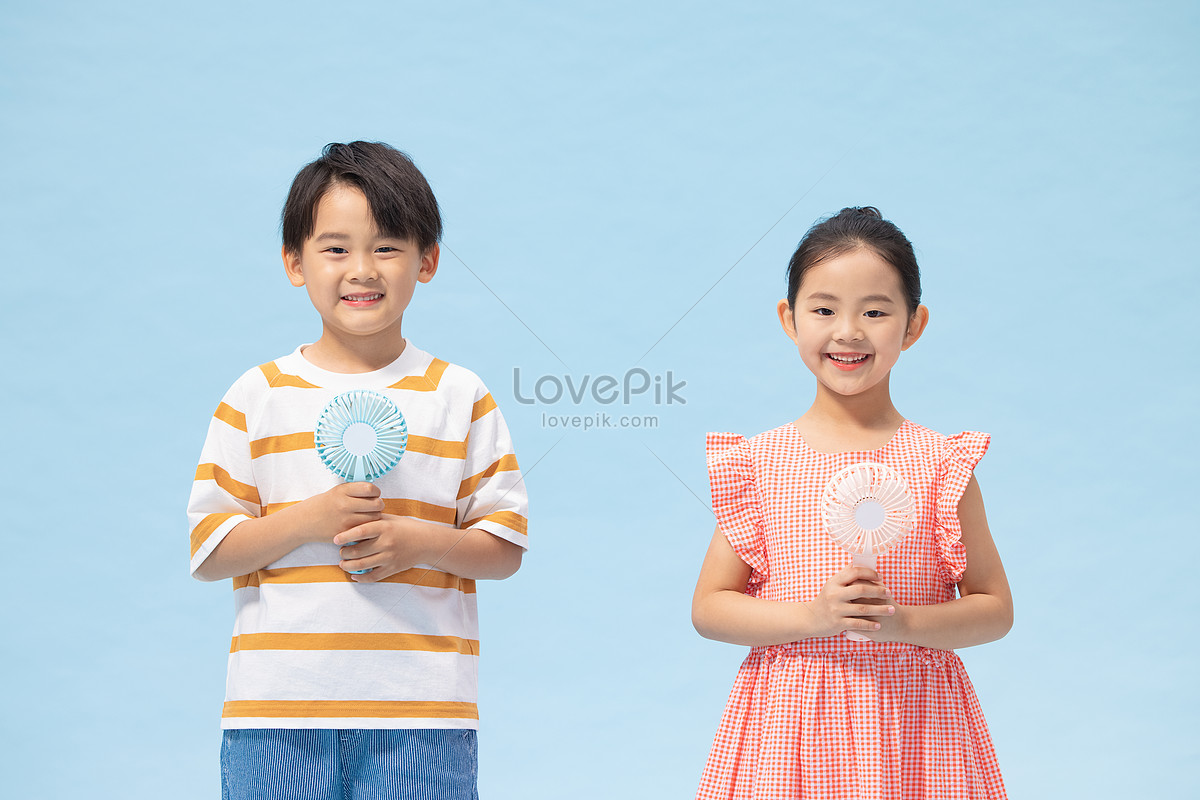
[795,381,905,453]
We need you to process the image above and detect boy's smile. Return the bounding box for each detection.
[283,183,438,371]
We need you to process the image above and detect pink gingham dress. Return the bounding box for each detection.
[697,421,1006,800]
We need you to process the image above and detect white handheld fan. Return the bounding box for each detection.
[820,462,916,641]
[315,390,408,573]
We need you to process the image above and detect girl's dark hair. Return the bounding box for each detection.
[786,206,921,315]
[281,141,442,256]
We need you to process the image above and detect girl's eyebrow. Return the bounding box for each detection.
[312,232,351,242]
[806,292,897,304]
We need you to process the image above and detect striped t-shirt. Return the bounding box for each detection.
[187,343,528,729]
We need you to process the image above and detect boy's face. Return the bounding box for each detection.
[284,184,438,356]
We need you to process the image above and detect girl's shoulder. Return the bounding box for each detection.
[706,423,796,463]
[896,420,991,469]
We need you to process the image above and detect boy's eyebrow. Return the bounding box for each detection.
[312,232,351,242]
[806,292,897,304]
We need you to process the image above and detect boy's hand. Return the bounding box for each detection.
[302,482,385,541]
[335,515,432,581]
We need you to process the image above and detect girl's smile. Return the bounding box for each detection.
[826,352,871,370]
[778,247,928,405]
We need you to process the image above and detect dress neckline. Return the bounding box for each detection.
[787,418,911,456]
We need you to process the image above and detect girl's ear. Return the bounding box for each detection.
[901,304,930,350]
[777,299,800,345]
[283,246,306,287]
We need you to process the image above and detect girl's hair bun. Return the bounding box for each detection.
[786,205,921,314]
[840,205,883,219]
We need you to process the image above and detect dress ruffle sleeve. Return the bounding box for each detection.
[935,431,991,584]
[707,433,768,592]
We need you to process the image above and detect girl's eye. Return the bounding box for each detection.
[864,310,885,318]
[814,308,834,317]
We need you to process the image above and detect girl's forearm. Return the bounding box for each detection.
[692,589,827,647]
[889,592,1013,650]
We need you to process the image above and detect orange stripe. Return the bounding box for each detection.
[406,435,468,459]
[388,358,448,392]
[230,632,479,656]
[195,463,260,506]
[249,433,464,460]
[463,509,528,536]
[382,498,457,524]
[251,432,314,458]
[214,402,247,432]
[190,512,241,557]
[457,454,520,500]
[471,393,497,422]
[232,565,474,594]
[223,700,478,720]
[259,361,320,389]
[258,499,455,525]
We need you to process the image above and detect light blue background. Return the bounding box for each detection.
[2,1,1196,797]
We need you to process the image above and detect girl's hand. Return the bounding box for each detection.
[805,566,896,637]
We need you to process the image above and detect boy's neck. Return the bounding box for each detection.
[301,332,408,374]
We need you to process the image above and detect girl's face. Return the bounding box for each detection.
[777,247,928,402]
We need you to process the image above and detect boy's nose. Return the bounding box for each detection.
[349,255,378,280]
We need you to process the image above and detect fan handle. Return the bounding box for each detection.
[846,552,877,642]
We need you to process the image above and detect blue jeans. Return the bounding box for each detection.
[220,728,478,800]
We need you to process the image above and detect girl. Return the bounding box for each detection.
[692,207,1012,800]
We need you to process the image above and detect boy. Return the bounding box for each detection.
[187,142,527,799]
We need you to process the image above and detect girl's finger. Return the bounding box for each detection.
[843,617,883,632]
[845,602,895,618]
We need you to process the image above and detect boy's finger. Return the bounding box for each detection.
[335,522,380,546]
[345,482,382,497]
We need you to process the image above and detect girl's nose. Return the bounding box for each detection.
[834,318,864,343]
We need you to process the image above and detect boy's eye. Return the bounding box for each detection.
[325,246,348,254]
[864,310,885,318]
[814,308,834,316]
[376,246,397,254]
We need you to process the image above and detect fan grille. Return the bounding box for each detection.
[315,390,408,482]
[820,462,915,556]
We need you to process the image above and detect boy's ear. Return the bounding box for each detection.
[417,243,440,284]
[777,298,800,345]
[901,304,930,350]
[283,246,305,287]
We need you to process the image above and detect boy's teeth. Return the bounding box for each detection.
[830,354,867,363]
[344,293,382,300]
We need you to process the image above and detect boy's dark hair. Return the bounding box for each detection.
[786,206,922,315]
[281,141,443,256]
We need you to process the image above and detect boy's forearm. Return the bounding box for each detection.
[193,505,315,582]
[409,521,524,580]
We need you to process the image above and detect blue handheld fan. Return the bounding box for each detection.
[315,390,408,573]
[315,390,408,482]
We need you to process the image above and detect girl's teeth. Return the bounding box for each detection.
[830,354,867,363]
